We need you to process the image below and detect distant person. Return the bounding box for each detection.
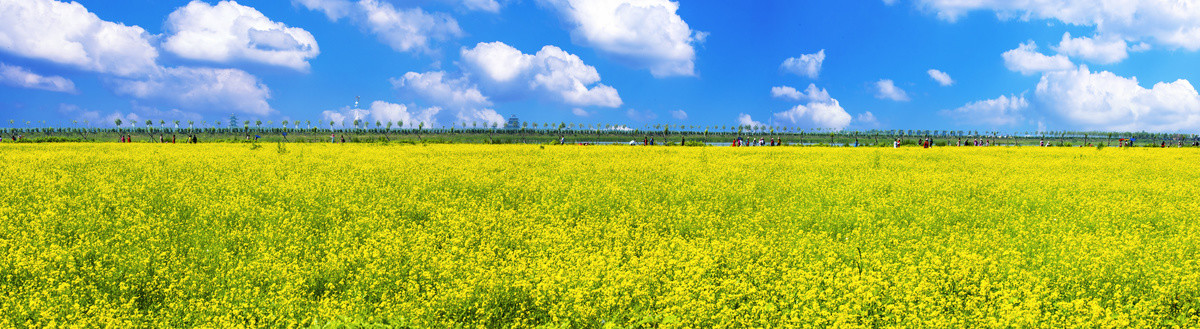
[330,133,336,143]
[643,137,648,146]
[650,138,655,146]
[172,135,176,144]
[893,138,899,148]
[681,136,686,146]
[340,135,345,143]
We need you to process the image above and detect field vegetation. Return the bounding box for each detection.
[1,144,1198,327]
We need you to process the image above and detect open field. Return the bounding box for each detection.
[1,144,1198,327]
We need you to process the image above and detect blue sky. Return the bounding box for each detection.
[3,0,1200,133]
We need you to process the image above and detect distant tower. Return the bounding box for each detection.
[505,115,521,130]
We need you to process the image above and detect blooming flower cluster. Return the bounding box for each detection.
[0,144,1197,327]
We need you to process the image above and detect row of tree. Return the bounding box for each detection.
[6,118,1199,142]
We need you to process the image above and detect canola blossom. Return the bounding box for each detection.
[0,143,1198,327]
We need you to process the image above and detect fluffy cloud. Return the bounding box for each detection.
[390,71,504,126]
[913,0,1200,51]
[1002,41,1074,75]
[771,84,853,130]
[670,109,688,120]
[941,94,1029,126]
[163,1,319,71]
[392,71,489,109]
[538,0,704,77]
[774,84,830,102]
[0,63,76,93]
[460,41,622,108]
[368,101,431,125]
[1035,65,1200,132]
[293,0,354,20]
[320,106,369,126]
[781,50,825,79]
[571,108,590,117]
[855,111,880,128]
[1054,32,1130,65]
[927,69,954,86]
[0,0,279,117]
[771,86,802,100]
[322,101,443,128]
[0,0,158,77]
[737,113,764,127]
[874,79,910,101]
[296,0,462,53]
[110,67,273,116]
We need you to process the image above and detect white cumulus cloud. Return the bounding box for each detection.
[874,79,910,101]
[538,0,704,77]
[296,0,462,54]
[927,69,954,86]
[913,0,1200,51]
[392,71,489,109]
[855,111,880,128]
[670,109,688,120]
[1054,32,1130,65]
[1035,65,1200,132]
[0,0,280,116]
[110,67,274,116]
[460,41,622,108]
[1002,41,1074,75]
[164,1,319,71]
[737,113,764,127]
[781,50,825,79]
[370,101,441,127]
[0,0,158,77]
[391,71,504,126]
[941,94,1029,126]
[771,86,802,100]
[772,84,852,130]
[0,63,76,93]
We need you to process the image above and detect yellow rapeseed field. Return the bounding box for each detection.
[1,143,1198,328]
